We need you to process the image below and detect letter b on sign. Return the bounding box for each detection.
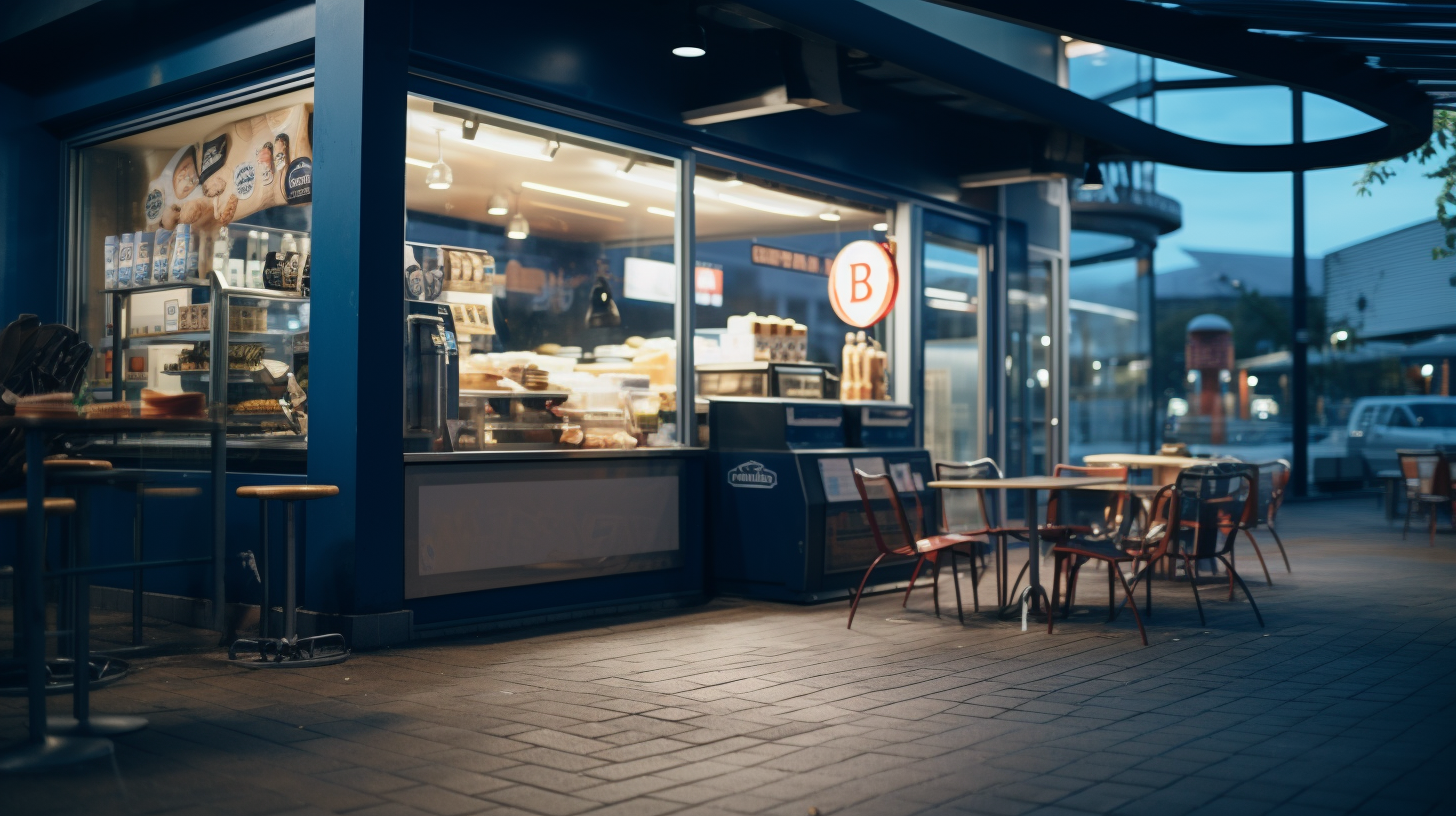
[829,240,898,328]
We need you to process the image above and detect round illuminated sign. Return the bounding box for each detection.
[828,240,898,328]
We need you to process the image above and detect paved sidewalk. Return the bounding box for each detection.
[4,501,1456,816]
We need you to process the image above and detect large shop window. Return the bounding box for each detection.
[403,96,681,453]
[692,169,890,403]
[73,89,315,464]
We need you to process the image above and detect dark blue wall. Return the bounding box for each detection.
[0,83,62,324]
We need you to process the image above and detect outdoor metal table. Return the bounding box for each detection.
[927,476,1120,621]
[0,415,223,773]
[1082,453,1206,488]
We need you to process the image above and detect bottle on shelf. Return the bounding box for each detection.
[248,231,267,289]
[280,233,298,256]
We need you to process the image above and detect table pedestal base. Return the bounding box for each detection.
[0,735,113,773]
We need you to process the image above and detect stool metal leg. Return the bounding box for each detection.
[48,498,146,738]
[259,499,270,640]
[284,501,296,644]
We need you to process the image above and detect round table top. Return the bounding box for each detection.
[1082,453,1207,468]
[928,475,1123,490]
[1070,482,1170,496]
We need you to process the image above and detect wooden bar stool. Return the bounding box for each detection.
[228,485,348,668]
[3,497,78,660]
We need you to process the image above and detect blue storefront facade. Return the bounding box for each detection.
[1,0,1078,647]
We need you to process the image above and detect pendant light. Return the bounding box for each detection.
[586,274,622,328]
[487,194,509,216]
[425,130,452,190]
[1081,161,1104,191]
[671,4,706,57]
[506,190,530,239]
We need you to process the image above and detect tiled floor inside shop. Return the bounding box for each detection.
[4,499,1456,816]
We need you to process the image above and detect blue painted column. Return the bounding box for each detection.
[308,0,409,615]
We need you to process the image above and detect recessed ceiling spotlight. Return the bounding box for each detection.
[426,129,452,190]
[873,222,889,231]
[1060,35,1073,42]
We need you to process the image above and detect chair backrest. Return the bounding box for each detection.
[1243,460,1290,526]
[1048,464,1129,536]
[1170,462,1252,559]
[853,469,917,558]
[934,458,1002,534]
[1397,449,1441,496]
[1127,483,1178,561]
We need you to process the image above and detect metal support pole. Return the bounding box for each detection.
[132,483,144,646]
[211,425,227,637]
[259,500,270,640]
[22,431,45,746]
[1291,90,1309,497]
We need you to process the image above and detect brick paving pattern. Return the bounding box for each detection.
[4,500,1456,815]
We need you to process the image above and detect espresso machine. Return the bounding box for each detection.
[404,299,459,453]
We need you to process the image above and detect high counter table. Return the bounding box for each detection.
[927,476,1120,622]
[0,415,223,773]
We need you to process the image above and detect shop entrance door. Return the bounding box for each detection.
[920,213,988,466]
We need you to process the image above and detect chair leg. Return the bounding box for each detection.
[948,549,964,624]
[1114,566,1149,646]
[1048,553,1063,635]
[931,556,942,617]
[1007,559,1030,608]
[1107,561,1116,621]
[1243,529,1274,586]
[1145,556,1153,618]
[1430,503,1438,547]
[1066,558,1082,612]
[1403,496,1413,540]
[1217,555,1265,628]
[903,555,927,609]
[1184,555,1207,626]
[847,554,886,629]
[967,545,980,613]
[1267,523,1292,572]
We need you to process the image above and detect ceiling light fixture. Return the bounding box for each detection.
[544,139,561,159]
[425,130,453,190]
[461,118,479,141]
[671,13,707,58]
[1081,161,1105,191]
[819,209,842,222]
[487,194,510,216]
[507,212,530,240]
[521,181,629,207]
[587,275,623,327]
[1059,35,1073,42]
[647,207,675,218]
[405,157,432,168]
[873,222,889,231]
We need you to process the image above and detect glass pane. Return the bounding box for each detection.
[922,232,981,464]
[403,96,680,452]
[1007,259,1052,478]
[692,170,889,401]
[1155,87,1292,145]
[1069,256,1151,462]
[73,88,314,463]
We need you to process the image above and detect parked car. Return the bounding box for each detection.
[1346,396,1456,475]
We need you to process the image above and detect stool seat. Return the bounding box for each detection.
[237,485,339,501]
[22,459,113,474]
[0,498,77,516]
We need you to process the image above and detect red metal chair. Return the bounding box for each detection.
[1399,449,1451,546]
[848,469,979,629]
[1168,463,1265,628]
[1233,460,1292,584]
[932,459,1006,610]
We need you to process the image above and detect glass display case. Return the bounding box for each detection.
[696,361,838,400]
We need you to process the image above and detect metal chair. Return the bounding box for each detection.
[1049,484,1176,646]
[1041,465,1129,619]
[228,485,348,667]
[1230,460,1292,585]
[1167,463,1265,629]
[932,459,1005,610]
[847,469,980,629]
[1398,449,1449,547]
